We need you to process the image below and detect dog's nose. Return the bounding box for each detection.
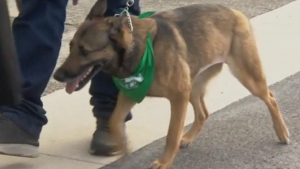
[53,69,67,82]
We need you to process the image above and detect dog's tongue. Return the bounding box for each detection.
[65,68,91,94]
[65,77,80,94]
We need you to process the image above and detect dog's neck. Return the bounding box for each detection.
[103,17,157,78]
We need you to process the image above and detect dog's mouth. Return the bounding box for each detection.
[65,65,102,94]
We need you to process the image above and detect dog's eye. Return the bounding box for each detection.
[79,45,89,56]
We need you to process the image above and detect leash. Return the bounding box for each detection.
[114,0,135,32]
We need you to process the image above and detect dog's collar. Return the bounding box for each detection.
[114,0,155,33]
[114,0,135,32]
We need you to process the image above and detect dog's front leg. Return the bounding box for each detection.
[109,92,136,155]
[150,92,189,169]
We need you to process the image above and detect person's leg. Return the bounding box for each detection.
[89,0,141,156]
[0,0,68,157]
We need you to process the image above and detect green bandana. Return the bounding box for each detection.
[112,11,156,103]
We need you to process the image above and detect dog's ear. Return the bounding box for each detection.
[107,17,133,49]
[85,0,107,20]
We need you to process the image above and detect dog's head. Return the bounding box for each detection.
[53,0,135,94]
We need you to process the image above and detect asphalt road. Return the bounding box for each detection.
[100,70,300,169]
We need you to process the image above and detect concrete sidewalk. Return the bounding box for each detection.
[1,0,300,169]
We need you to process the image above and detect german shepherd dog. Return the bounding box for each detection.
[53,0,290,168]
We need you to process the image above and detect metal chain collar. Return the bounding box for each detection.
[114,0,134,32]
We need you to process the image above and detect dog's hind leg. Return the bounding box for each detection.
[226,9,290,144]
[180,63,223,148]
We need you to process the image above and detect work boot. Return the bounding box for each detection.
[0,116,39,158]
[90,119,126,156]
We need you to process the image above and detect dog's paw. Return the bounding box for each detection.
[180,137,193,149]
[274,124,290,144]
[149,160,172,169]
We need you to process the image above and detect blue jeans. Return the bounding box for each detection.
[0,0,140,139]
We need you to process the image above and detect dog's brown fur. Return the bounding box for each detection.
[53,1,290,168]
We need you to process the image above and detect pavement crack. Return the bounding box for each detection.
[40,153,108,165]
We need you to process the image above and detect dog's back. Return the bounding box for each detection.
[148,4,246,77]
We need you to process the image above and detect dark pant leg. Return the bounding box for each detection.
[89,0,141,121]
[0,0,68,139]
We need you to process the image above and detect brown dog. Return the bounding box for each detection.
[53,1,290,168]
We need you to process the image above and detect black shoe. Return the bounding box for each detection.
[89,119,126,156]
[0,116,39,158]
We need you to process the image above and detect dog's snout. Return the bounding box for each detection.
[53,68,69,82]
